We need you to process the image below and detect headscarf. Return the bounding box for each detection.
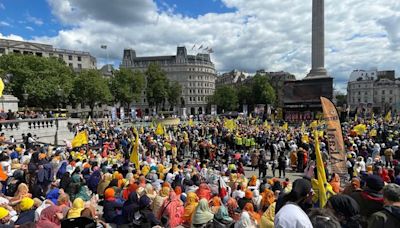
[145,183,157,200]
[75,186,91,201]
[123,183,138,200]
[183,192,198,223]
[226,197,240,221]
[328,194,360,218]
[243,202,260,223]
[329,173,341,193]
[248,175,257,186]
[160,191,184,227]
[97,173,112,196]
[67,198,84,219]
[20,197,34,211]
[210,196,222,214]
[56,161,67,179]
[236,211,255,228]
[214,206,233,223]
[46,188,60,205]
[104,188,116,201]
[87,170,101,193]
[196,183,212,200]
[192,198,214,225]
[261,189,275,211]
[36,205,61,228]
[59,172,71,191]
[123,191,140,222]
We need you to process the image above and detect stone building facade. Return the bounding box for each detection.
[347,69,400,114]
[256,70,296,107]
[121,46,217,115]
[215,69,249,87]
[0,38,96,71]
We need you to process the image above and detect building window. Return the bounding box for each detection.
[382,90,385,95]
[77,56,82,61]
[358,85,360,88]
[382,97,385,102]
[36,52,43,57]
[358,98,361,102]
[390,90,393,94]
[389,97,393,103]
[143,99,146,103]
[189,97,192,101]
[364,92,367,95]
[69,63,73,68]
[68,55,73,60]
[358,91,360,95]
[78,63,82,69]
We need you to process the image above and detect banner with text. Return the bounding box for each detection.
[320,97,347,177]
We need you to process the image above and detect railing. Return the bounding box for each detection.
[0,118,67,131]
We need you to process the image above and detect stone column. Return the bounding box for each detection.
[307,0,328,78]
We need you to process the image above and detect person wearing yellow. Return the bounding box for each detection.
[67,198,85,219]
[0,207,11,226]
[182,192,199,225]
[15,197,35,226]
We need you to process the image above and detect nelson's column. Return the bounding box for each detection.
[283,0,333,121]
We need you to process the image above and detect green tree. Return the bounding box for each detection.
[0,54,75,108]
[145,63,169,111]
[237,84,254,107]
[167,82,182,110]
[73,69,112,117]
[335,93,347,107]
[210,85,238,112]
[252,74,276,105]
[110,68,144,108]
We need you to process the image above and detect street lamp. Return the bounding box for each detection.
[22,90,29,114]
[54,87,63,147]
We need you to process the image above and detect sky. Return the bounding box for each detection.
[1,0,400,92]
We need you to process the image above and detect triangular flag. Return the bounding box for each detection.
[155,123,164,135]
[71,131,88,148]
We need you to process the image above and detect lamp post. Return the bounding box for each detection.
[54,88,63,146]
[22,90,29,114]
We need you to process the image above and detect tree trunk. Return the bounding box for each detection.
[89,104,94,118]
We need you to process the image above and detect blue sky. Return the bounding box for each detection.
[0,0,235,39]
[1,0,400,92]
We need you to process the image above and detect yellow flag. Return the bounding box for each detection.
[301,122,305,133]
[224,119,236,131]
[353,124,367,136]
[369,129,377,137]
[370,113,375,125]
[130,128,140,170]
[310,120,318,129]
[314,130,328,208]
[71,131,88,148]
[263,120,271,130]
[385,111,392,123]
[302,134,309,143]
[282,122,288,131]
[354,114,358,122]
[155,123,164,135]
[0,78,4,97]
[139,126,144,134]
[188,118,194,127]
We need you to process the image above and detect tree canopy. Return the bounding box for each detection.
[110,68,144,107]
[210,85,238,112]
[73,69,112,116]
[0,54,75,108]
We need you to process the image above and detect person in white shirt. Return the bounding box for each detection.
[275,179,314,228]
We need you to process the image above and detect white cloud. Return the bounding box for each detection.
[0,21,10,27]
[30,0,400,92]
[0,3,5,10]
[26,14,44,26]
[25,26,34,31]
[0,33,24,41]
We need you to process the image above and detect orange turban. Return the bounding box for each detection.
[245,190,253,199]
[104,188,115,201]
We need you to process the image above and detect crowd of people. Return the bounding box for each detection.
[0,114,398,228]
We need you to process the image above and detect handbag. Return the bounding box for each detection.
[160,200,172,226]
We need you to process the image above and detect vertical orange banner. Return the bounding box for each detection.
[320,97,347,176]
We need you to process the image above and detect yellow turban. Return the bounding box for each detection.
[0,207,9,219]
[20,197,34,211]
[67,198,85,219]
